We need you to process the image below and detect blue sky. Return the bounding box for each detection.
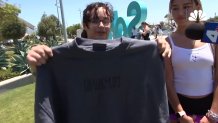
[5,0,218,27]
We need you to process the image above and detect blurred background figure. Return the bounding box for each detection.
[131,26,138,39]
[155,24,163,38]
[138,22,151,40]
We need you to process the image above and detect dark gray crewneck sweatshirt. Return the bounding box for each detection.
[35,37,169,123]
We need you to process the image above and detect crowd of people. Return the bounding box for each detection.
[130,22,175,40]
[131,22,163,40]
[28,0,218,123]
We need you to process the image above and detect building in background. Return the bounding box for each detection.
[19,18,35,35]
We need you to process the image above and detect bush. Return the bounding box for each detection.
[0,68,19,81]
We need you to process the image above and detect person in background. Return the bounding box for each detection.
[131,26,138,39]
[164,0,218,123]
[138,22,151,40]
[155,24,163,39]
[170,22,177,32]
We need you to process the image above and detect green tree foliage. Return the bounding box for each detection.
[207,16,218,22]
[1,19,26,44]
[67,24,81,38]
[37,14,61,40]
[0,1,21,41]
[0,2,20,24]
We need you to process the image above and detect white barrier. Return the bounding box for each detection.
[0,73,34,93]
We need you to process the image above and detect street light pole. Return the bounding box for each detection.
[55,0,62,36]
[59,0,67,43]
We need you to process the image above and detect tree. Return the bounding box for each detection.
[0,2,20,23]
[1,19,26,44]
[67,24,81,38]
[37,14,62,40]
[0,1,21,41]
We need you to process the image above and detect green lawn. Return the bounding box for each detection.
[0,83,35,123]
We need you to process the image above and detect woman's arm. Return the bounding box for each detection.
[164,38,194,122]
[164,56,184,113]
[208,45,218,121]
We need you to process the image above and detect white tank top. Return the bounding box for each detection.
[168,36,214,96]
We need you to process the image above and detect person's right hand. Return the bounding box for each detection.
[179,115,195,123]
[27,45,53,67]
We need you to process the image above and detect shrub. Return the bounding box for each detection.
[0,68,19,81]
[0,50,9,68]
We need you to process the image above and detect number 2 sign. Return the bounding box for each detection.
[109,0,147,39]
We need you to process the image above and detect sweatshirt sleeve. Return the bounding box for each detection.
[35,64,55,123]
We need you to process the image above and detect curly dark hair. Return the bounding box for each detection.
[81,2,113,38]
[83,2,113,26]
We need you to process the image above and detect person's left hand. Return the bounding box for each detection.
[200,116,216,123]
[156,37,171,58]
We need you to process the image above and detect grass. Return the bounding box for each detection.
[0,83,35,123]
